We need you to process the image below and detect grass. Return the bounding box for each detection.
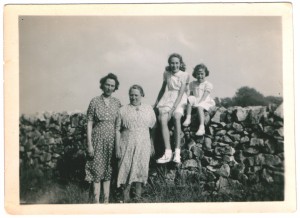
[20,163,284,204]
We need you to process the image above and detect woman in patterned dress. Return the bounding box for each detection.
[85,73,121,203]
[115,85,156,202]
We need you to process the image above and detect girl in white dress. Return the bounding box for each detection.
[183,64,215,136]
[154,53,189,164]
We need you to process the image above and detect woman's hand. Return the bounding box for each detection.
[116,145,121,159]
[151,143,155,157]
[168,106,176,121]
[87,145,94,159]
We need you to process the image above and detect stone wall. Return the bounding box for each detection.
[19,105,284,190]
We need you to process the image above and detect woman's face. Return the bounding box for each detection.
[169,57,181,73]
[102,78,116,97]
[129,88,142,106]
[195,68,206,83]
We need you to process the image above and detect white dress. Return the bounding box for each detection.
[188,80,215,111]
[156,70,189,115]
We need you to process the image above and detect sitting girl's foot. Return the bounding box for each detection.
[183,118,191,126]
[156,153,172,164]
[196,126,205,136]
[173,153,181,164]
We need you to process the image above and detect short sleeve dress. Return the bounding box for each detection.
[116,104,156,187]
[188,80,215,111]
[156,70,189,115]
[85,95,121,182]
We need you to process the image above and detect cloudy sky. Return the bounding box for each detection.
[19,16,282,114]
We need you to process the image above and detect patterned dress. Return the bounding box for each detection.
[116,104,156,187]
[85,95,121,182]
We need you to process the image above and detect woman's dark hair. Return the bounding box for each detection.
[165,53,186,72]
[129,84,145,97]
[99,73,120,91]
[192,64,210,78]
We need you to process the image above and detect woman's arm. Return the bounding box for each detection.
[169,80,188,114]
[87,120,94,158]
[115,113,122,159]
[198,90,210,103]
[154,81,167,107]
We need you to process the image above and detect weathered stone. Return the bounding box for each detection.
[206,165,217,172]
[231,163,245,179]
[208,126,214,136]
[192,146,204,159]
[206,170,216,182]
[244,157,255,166]
[216,177,243,195]
[217,142,229,147]
[254,153,282,167]
[264,139,276,154]
[244,147,260,155]
[274,120,284,128]
[183,159,199,169]
[238,173,248,185]
[223,145,235,155]
[222,135,233,143]
[232,122,244,132]
[234,150,246,163]
[261,168,274,183]
[187,139,196,151]
[222,155,235,163]
[264,126,275,135]
[274,103,283,120]
[234,107,250,122]
[211,107,227,124]
[180,149,192,161]
[209,158,221,167]
[277,152,284,160]
[247,106,268,124]
[203,137,212,150]
[240,136,250,144]
[250,138,264,147]
[216,164,230,177]
[227,132,241,142]
[274,127,284,137]
[264,154,282,167]
[216,130,227,136]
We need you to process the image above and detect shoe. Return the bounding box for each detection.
[196,126,205,136]
[173,153,181,164]
[156,153,172,164]
[183,118,191,127]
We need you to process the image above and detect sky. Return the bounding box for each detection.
[19,16,282,114]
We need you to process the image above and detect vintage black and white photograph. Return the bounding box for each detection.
[4,3,295,214]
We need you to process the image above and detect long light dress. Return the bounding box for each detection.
[188,80,215,111]
[116,104,156,187]
[85,95,121,182]
[156,70,189,115]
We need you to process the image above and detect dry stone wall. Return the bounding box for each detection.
[19,105,284,190]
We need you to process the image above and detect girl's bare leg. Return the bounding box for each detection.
[173,112,182,163]
[196,106,205,136]
[183,103,192,126]
[156,112,172,163]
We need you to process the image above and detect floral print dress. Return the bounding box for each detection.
[116,104,156,187]
[85,95,121,182]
